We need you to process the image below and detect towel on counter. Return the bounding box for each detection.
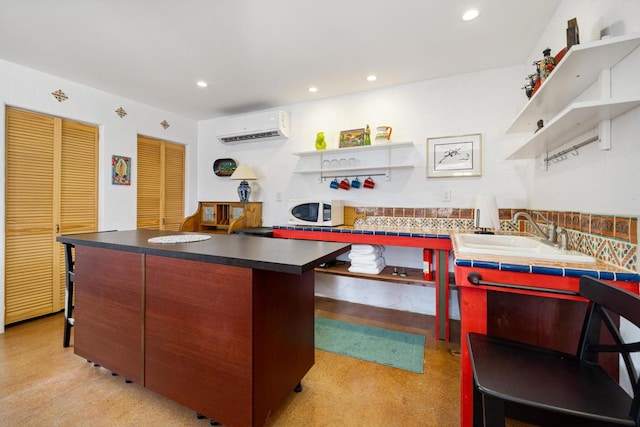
[349,244,385,255]
[348,252,380,262]
[348,244,386,274]
[348,257,386,274]
[348,259,386,275]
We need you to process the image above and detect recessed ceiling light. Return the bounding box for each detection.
[196,81,208,88]
[462,9,479,21]
[308,86,318,93]
[366,74,377,82]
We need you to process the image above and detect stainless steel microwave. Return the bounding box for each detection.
[287,199,344,226]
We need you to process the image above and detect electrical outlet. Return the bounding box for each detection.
[275,192,283,201]
[442,188,451,202]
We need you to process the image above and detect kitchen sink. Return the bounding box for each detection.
[453,233,596,263]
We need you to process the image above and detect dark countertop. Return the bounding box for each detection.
[57,229,350,275]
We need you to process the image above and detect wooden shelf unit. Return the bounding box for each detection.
[181,201,262,234]
[315,261,457,288]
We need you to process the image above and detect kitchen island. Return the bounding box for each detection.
[57,229,350,427]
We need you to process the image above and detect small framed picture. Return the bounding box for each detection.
[426,133,482,178]
[339,128,365,148]
[112,155,131,185]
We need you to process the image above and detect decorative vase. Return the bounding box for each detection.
[237,180,251,202]
[315,132,326,150]
[364,125,371,145]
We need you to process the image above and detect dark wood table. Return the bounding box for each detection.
[57,230,350,427]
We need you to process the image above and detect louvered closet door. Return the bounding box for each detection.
[5,108,98,324]
[137,137,162,229]
[163,142,185,231]
[5,109,57,323]
[57,121,98,308]
[137,136,184,230]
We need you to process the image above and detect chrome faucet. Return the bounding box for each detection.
[533,211,557,244]
[556,227,569,250]
[513,211,557,246]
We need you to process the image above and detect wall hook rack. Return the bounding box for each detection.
[321,172,387,181]
[544,135,598,167]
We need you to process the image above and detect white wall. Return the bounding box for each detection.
[197,65,531,318]
[198,65,531,226]
[0,59,198,332]
[196,0,640,319]
[525,0,640,395]
[525,0,640,216]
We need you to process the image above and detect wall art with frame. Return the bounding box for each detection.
[426,133,482,178]
[112,154,131,185]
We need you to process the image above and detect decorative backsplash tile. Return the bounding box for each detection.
[352,206,638,272]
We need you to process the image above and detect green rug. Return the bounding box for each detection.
[314,317,425,373]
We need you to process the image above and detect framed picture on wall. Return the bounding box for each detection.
[339,128,365,148]
[112,155,131,185]
[426,133,482,178]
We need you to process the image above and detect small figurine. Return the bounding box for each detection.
[535,119,544,133]
[364,125,371,145]
[315,131,326,150]
[540,48,555,81]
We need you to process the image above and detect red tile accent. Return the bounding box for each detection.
[629,218,637,244]
[425,208,438,218]
[383,208,393,216]
[437,208,453,218]
[601,216,615,238]
[614,217,630,242]
[393,208,404,217]
[450,208,460,218]
[498,209,512,220]
[569,212,580,231]
[414,208,425,218]
[404,208,415,217]
[460,209,474,219]
[580,214,591,233]
[558,212,568,227]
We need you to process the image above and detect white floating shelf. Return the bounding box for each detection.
[293,164,414,174]
[293,141,413,157]
[507,33,640,134]
[507,98,640,159]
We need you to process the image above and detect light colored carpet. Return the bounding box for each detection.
[315,317,426,373]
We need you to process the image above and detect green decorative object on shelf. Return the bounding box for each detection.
[364,124,371,145]
[315,131,326,150]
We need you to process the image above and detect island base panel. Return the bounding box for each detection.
[73,246,144,383]
[253,269,315,425]
[144,256,315,426]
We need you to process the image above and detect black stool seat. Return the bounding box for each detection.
[468,333,634,425]
[63,242,74,347]
[468,276,640,427]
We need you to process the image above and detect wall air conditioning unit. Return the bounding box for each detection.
[216,110,290,144]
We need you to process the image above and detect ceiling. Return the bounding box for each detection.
[0,0,560,120]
